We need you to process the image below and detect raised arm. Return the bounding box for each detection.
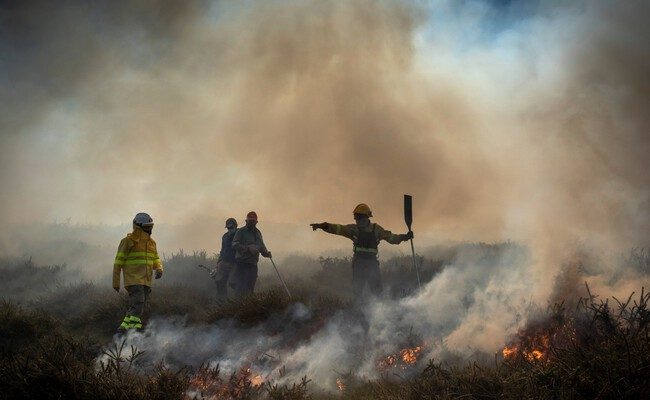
[375,224,412,245]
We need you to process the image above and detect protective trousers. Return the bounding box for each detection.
[214,260,236,300]
[234,262,258,296]
[352,256,382,302]
[119,284,151,331]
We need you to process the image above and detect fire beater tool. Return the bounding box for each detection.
[404,194,422,291]
[270,257,292,298]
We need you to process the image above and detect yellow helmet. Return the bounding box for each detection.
[353,203,373,217]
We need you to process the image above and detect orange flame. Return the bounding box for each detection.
[377,344,425,371]
[250,373,264,388]
[502,334,550,362]
[185,367,264,400]
[401,346,422,365]
[336,378,346,392]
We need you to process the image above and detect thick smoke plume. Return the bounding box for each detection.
[1,0,649,393]
[1,0,647,248]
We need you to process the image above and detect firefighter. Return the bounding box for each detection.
[310,204,413,302]
[213,217,238,300]
[113,212,163,333]
[231,211,272,296]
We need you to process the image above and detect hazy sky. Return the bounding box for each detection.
[1,0,648,255]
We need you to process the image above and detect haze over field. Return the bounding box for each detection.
[1,2,649,396]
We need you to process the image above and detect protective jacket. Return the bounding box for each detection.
[113,227,163,288]
[232,226,270,264]
[219,230,237,263]
[323,223,404,258]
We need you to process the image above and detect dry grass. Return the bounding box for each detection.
[1,246,648,399]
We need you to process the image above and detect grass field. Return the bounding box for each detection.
[0,245,648,399]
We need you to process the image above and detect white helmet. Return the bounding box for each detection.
[133,212,154,227]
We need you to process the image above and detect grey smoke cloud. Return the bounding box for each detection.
[2,0,649,390]
[98,241,645,393]
[0,1,647,259]
[2,1,648,239]
[0,0,646,289]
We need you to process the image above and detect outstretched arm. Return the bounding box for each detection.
[310,222,355,240]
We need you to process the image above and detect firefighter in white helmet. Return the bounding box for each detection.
[113,212,163,333]
[311,204,412,303]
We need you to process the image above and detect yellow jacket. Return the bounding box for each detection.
[113,227,163,289]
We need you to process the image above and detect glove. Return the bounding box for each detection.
[155,270,163,279]
[310,222,329,231]
[265,251,272,259]
[403,231,414,241]
[114,287,119,293]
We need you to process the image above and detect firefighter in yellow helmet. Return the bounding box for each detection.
[310,204,413,302]
[113,212,163,333]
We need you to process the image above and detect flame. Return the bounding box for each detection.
[502,345,518,358]
[501,312,580,364]
[336,378,346,392]
[502,333,551,362]
[185,367,264,399]
[529,349,544,360]
[401,346,422,365]
[186,373,229,399]
[250,373,264,387]
[377,344,425,371]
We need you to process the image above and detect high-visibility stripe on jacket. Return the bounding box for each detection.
[113,227,163,289]
[352,223,380,259]
[119,315,143,330]
[323,222,404,257]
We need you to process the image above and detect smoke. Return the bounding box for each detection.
[1,0,647,248]
[2,0,649,392]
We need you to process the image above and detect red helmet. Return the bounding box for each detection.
[246,211,258,221]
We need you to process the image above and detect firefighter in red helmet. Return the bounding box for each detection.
[231,211,272,295]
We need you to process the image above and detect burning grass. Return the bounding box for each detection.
[376,329,428,373]
[185,365,265,400]
[0,249,648,399]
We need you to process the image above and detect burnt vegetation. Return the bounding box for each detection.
[0,245,648,399]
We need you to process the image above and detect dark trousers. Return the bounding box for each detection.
[234,262,258,296]
[118,284,151,331]
[214,261,236,300]
[126,284,151,318]
[352,256,382,302]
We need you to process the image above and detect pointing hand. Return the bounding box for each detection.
[310,223,329,231]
